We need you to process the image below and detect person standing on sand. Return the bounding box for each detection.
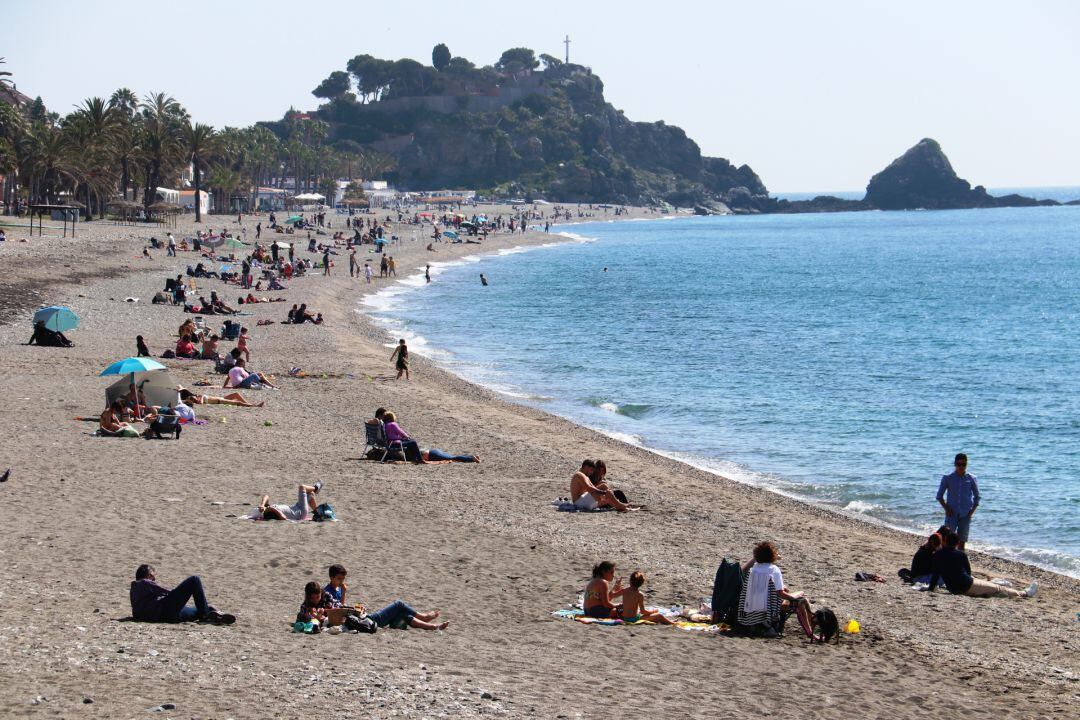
[349,249,358,278]
[167,233,176,256]
[323,249,331,276]
[256,222,261,239]
[364,262,373,284]
[937,453,980,549]
[388,256,396,277]
[425,264,431,283]
[390,339,410,380]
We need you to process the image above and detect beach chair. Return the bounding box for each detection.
[221,320,241,340]
[362,422,402,462]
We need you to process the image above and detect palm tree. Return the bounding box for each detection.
[0,57,12,91]
[69,97,119,219]
[108,89,141,201]
[181,121,217,222]
[138,92,183,212]
[21,124,80,204]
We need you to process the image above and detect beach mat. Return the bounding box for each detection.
[551,607,725,632]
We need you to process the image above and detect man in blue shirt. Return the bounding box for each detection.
[936,453,980,549]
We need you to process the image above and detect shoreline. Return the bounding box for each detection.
[357,217,1080,581]
[0,206,1077,718]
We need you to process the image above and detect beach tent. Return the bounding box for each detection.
[33,306,79,332]
[286,215,303,223]
[100,358,172,411]
[104,368,177,410]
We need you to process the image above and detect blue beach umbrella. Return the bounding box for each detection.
[33,306,79,332]
[101,357,166,377]
[443,229,458,239]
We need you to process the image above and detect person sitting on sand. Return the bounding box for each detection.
[100,399,141,437]
[738,542,814,638]
[224,357,277,389]
[178,319,198,340]
[294,304,317,324]
[335,567,448,631]
[382,412,423,462]
[175,334,199,359]
[926,531,1036,599]
[620,571,675,625]
[200,334,221,361]
[210,291,237,315]
[584,561,626,619]
[421,448,482,463]
[899,532,943,585]
[26,320,73,347]
[123,384,150,417]
[130,564,235,625]
[296,581,334,631]
[178,386,264,408]
[570,459,631,512]
[259,482,323,521]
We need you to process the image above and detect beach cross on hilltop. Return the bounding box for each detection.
[564,34,571,63]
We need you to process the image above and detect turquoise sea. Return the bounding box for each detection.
[364,198,1080,577]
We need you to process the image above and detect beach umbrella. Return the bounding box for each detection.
[100,358,170,415]
[33,305,79,333]
[101,357,166,377]
[287,215,303,223]
[221,238,247,251]
[104,368,177,410]
[273,241,292,249]
[442,229,458,239]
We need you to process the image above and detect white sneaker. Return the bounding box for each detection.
[1023,581,1038,598]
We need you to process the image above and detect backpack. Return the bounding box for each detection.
[711,558,743,624]
[811,608,840,644]
[313,503,335,522]
[344,614,377,634]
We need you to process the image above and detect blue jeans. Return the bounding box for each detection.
[426,448,477,463]
[945,514,972,542]
[368,600,416,628]
[160,575,210,622]
[236,373,261,389]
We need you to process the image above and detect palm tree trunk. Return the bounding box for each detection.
[193,160,202,223]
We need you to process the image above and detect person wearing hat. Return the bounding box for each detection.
[937,453,980,549]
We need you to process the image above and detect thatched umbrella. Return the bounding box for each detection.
[147,201,182,228]
[107,199,141,225]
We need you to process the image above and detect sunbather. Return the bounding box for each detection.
[421,448,481,463]
[620,571,675,625]
[100,400,141,437]
[259,482,322,521]
[178,387,264,408]
[224,358,277,389]
[130,564,235,624]
[570,459,631,511]
[739,542,814,638]
[584,561,626,619]
[382,412,423,462]
[926,531,1036,599]
[175,334,199,359]
[200,334,221,360]
[334,566,448,631]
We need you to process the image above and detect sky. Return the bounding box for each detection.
[5,0,1079,192]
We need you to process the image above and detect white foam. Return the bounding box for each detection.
[598,402,620,413]
[844,500,883,514]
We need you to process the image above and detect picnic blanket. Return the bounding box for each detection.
[551,607,725,632]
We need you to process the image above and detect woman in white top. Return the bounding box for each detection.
[739,541,814,638]
[224,357,278,389]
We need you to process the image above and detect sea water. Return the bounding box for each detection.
[364,202,1080,577]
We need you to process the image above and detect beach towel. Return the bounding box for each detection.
[550,607,724,632]
[551,499,613,513]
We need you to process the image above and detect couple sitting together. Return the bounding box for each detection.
[570,459,634,511]
[366,407,480,464]
[296,564,449,633]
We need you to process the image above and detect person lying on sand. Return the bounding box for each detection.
[926,531,1036,599]
[570,459,631,511]
[129,564,235,624]
[100,400,142,438]
[224,358,277,389]
[739,542,814,638]
[620,571,674,625]
[584,561,626,619]
[258,482,322,521]
[328,564,448,631]
[179,387,264,408]
[421,448,481,463]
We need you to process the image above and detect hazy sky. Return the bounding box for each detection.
[6,0,1079,191]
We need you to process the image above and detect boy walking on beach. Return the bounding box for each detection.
[937,453,980,549]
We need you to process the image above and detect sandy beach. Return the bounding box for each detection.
[0,207,1077,719]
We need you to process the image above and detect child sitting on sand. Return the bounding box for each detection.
[296,581,329,632]
[620,571,675,625]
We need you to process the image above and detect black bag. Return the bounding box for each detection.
[147,414,181,439]
[711,558,743,624]
[344,614,377,634]
[811,608,840,644]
